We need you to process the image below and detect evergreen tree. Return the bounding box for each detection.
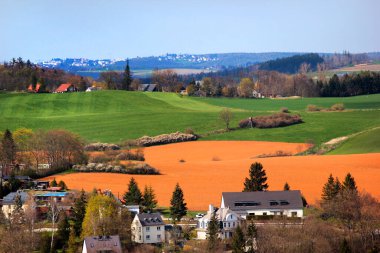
[1,129,17,165]
[58,180,68,190]
[51,178,58,187]
[142,185,157,213]
[207,212,219,252]
[342,173,357,192]
[122,59,132,90]
[231,225,246,253]
[123,177,143,205]
[67,226,77,253]
[57,213,70,248]
[321,174,338,201]
[243,162,268,192]
[14,194,23,211]
[170,183,187,222]
[283,182,290,191]
[72,189,87,236]
[246,222,258,253]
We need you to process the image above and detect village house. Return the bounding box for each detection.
[197,204,241,240]
[0,191,30,218]
[85,86,102,92]
[138,83,158,92]
[55,83,78,93]
[82,235,122,253]
[131,213,165,244]
[221,190,304,219]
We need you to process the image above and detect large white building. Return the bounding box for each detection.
[197,204,241,240]
[131,213,165,244]
[221,190,304,219]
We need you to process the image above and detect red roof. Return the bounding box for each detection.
[28,83,41,92]
[56,83,73,92]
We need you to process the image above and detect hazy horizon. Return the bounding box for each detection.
[1,0,379,62]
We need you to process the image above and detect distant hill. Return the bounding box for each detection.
[36,52,302,78]
[259,53,324,74]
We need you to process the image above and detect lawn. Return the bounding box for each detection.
[1,91,380,147]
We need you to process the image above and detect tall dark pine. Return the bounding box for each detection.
[342,173,357,192]
[123,177,143,205]
[170,183,187,222]
[243,162,268,192]
[231,225,246,253]
[207,212,219,252]
[283,182,290,191]
[1,129,17,165]
[122,59,132,90]
[321,174,340,201]
[72,189,87,236]
[142,185,158,213]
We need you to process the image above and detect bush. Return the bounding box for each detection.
[280,107,289,113]
[84,143,120,151]
[89,154,113,163]
[307,104,321,111]
[330,103,345,111]
[116,149,145,161]
[239,113,303,129]
[184,128,195,135]
[136,132,197,147]
[73,162,159,175]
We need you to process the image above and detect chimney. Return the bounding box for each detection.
[209,204,214,213]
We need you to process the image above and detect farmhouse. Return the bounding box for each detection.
[221,190,304,219]
[82,235,122,253]
[0,191,30,218]
[131,213,165,244]
[197,204,241,240]
[55,83,78,93]
[138,83,158,92]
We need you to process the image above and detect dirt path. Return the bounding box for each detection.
[46,141,380,210]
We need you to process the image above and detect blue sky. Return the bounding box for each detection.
[0,0,379,61]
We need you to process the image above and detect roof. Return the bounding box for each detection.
[136,213,165,226]
[2,175,32,181]
[55,83,73,92]
[35,192,68,197]
[222,190,303,211]
[201,207,239,222]
[46,187,62,191]
[83,235,122,253]
[1,191,30,205]
[139,83,157,92]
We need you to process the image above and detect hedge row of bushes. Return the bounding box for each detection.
[84,142,120,151]
[239,113,303,129]
[136,131,198,147]
[307,103,345,112]
[72,162,159,175]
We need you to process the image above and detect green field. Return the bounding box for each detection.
[328,127,380,155]
[1,91,380,148]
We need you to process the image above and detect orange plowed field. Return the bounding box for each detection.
[46,141,380,210]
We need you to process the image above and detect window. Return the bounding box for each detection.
[146,227,150,232]
[228,222,230,228]
[233,222,235,227]
[280,200,290,205]
[146,235,150,240]
[224,222,226,228]
[157,226,161,231]
[139,236,141,240]
[138,227,141,232]
[263,212,267,216]
[235,201,261,207]
[291,212,297,217]
[269,201,279,206]
[157,234,161,239]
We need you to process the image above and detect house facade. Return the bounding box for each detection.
[0,191,30,218]
[221,191,304,219]
[197,204,241,240]
[82,235,122,253]
[131,213,165,244]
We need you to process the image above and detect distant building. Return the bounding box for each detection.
[124,205,140,214]
[138,84,158,92]
[82,235,122,253]
[85,86,102,92]
[221,190,304,219]
[131,213,165,244]
[55,83,78,93]
[197,204,241,240]
[0,191,30,218]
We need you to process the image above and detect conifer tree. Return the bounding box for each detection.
[321,174,337,201]
[283,182,290,191]
[243,162,268,192]
[1,129,16,164]
[51,178,58,187]
[207,212,219,252]
[142,185,157,213]
[246,222,258,253]
[122,59,132,90]
[123,177,143,205]
[170,183,187,222]
[67,226,77,253]
[57,213,70,247]
[231,225,246,253]
[342,173,357,192]
[72,189,87,236]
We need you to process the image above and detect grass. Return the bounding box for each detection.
[328,127,380,155]
[0,91,380,151]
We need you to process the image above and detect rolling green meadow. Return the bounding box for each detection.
[1,91,380,150]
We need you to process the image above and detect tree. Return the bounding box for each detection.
[170,183,187,222]
[342,173,357,192]
[238,78,254,98]
[123,177,143,205]
[51,178,58,187]
[220,108,233,130]
[246,222,258,253]
[58,180,68,190]
[57,213,70,249]
[283,182,290,191]
[243,162,268,192]
[122,59,132,90]
[207,212,219,252]
[1,129,17,165]
[321,174,339,201]
[231,225,246,253]
[142,185,157,213]
[48,198,59,253]
[67,226,77,253]
[81,194,119,237]
[72,189,87,236]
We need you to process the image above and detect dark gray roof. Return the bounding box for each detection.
[1,191,30,205]
[83,235,122,253]
[2,175,32,181]
[139,83,157,92]
[137,213,165,226]
[222,191,303,211]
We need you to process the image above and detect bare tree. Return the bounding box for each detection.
[48,198,59,252]
[219,108,233,130]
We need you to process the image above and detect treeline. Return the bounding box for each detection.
[0,57,90,92]
[318,71,380,97]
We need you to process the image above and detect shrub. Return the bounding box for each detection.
[280,107,289,113]
[89,154,113,163]
[330,103,345,111]
[239,113,303,129]
[136,132,197,147]
[116,149,145,161]
[307,104,321,111]
[84,143,120,151]
[184,128,195,135]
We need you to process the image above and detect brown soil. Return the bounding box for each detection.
[45,141,380,210]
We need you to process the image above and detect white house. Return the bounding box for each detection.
[82,235,122,253]
[221,190,304,219]
[0,191,30,219]
[197,204,241,240]
[131,213,165,244]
